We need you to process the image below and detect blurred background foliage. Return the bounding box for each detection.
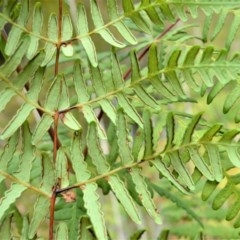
[1,1,240,239]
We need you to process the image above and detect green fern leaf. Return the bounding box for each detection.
[181,113,202,145]
[47,13,58,39]
[62,14,73,41]
[130,50,141,82]
[61,14,73,57]
[91,0,125,48]
[0,37,29,77]
[44,75,61,111]
[88,122,110,174]
[166,52,186,97]
[79,217,95,240]
[88,122,141,223]
[225,15,240,49]
[205,145,223,182]
[99,99,117,124]
[61,112,82,131]
[91,65,108,96]
[0,68,44,140]
[77,4,97,67]
[71,131,91,181]
[58,75,70,110]
[212,184,233,210]
[183,46,200,92]
[83,184,108,240]
[0,217,12,239]
[91,65,117,124]
[29,154,54,238]
[55,222,68,240]
[211,9,228,41]
[188,147,214,181]
[134,83,159,109]
[56,148,69,188]
[123,0,151,33]
[116,108,134,165]
[82,106,106,138]
[207,82,225,104]
[0,131,19,182]
[71,132,107,239]
[168,152,195,191]
[225,146,240,167]
[0,52,44,120]
[28,196,50,238]
[31,114,53,145]
[27,2,43,59]
[202,180,218,201]
[107,123,119,164]
[170,1,240,21]
[117,93,143,128]
[41,14,58,66]
[0,89,15,112]
[20,216,30,239]
[151,158,188,194]
[130,229,146,240]
[148,44,176,100]
[5,0,28,56]
[13,51,44,89]
[131,167,162,224]
[132,128,144,161]
[14,123,34,182]
[0,184,26,221]
[143,110,153,157]
[111,53,124,90]
[141,0,163,25]
[226,198,240,221]
[74,61,90,102]
[164,112,174,151]
[67,198,84,239]
[200,124,222,142]
[202,13,212,42]
[108,174,141,224]
[223,86,240,114]
[107,0,137,44]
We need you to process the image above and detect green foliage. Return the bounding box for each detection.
[1,0,240,239]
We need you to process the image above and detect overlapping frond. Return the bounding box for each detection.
[1,1,240,239]
[202,173,240,228]
[0,123,46,235]
[168,0,240,21]
[0,0,174,67]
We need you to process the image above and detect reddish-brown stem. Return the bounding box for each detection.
[55,47,60,76]
[49,1,63,239]
[49,183,58,240]
[123,19,180,80]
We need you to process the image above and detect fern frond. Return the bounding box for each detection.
[71,129,107,240]
[202,172,240,228]
[206,80,240,123]
[1,1,240,238]
[149,112,240,193]
[4,0,29,56]
[0,123,35,221]
[169,0,240,21]
[151,182,203,228]
[202,9,240,50]
[1,67,44,139]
